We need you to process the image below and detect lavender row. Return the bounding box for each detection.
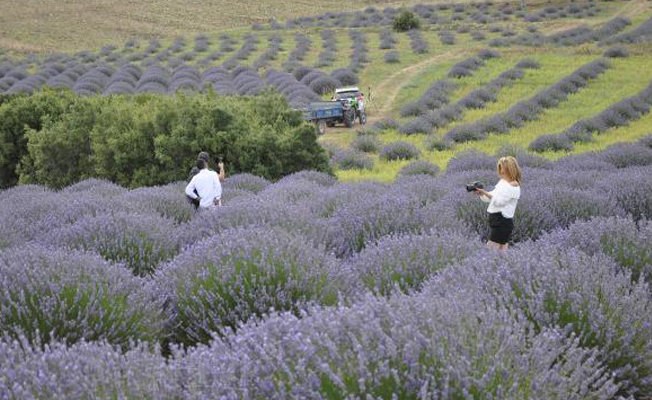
[282,33,312,72]
[399,50,501,119]
[314,30,337,68]
[443,58,611,143]
[530,80,652,153]
[400,57,533,135]
[490,16,631,47]
[3,231,651,397]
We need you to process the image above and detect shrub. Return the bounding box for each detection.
[599,143,652,168]
[331,147,374,170]
[350,134,381,153]
[372,118,399,131]
[398,118,430,135]
[384,50,400,63]
[424,135,455,151]
[154,227,340,346]
[10,91,331,188]
[539,217,652,284]
[181,272,619,399]
[393,10,421,32]
[444,125,486,143]
[639,134,652,149]
[0,89,78,188]
[310,75,339,95]
[607,166,652,221]
[431,244,652,397]
[516,58,541,69]
[330,68,359,86]
[222,173,271,193]
[397,160,440,177]
[529,134,574,153]
[446,149,495,173]
[38,212,179,276]
[0,338,176,399]
[119,183,196,224]
[380,141,421,161]
[603,46,629,58]
[0,245,164,347]
[348,230,480,296]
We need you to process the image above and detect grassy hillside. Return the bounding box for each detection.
[1,0,651,183]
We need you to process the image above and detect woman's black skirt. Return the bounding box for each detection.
[488,212,514,245]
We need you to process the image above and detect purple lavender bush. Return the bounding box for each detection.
[38,212,179,276]
[0,245,164,347]
[397,159,440,177]
[538,216,652,284]
[154,226,341,346]
[379,141,421,161]
[0,337,177,398]
[180,284,618,399]
[347,229,482,296]
[428,244,652,397]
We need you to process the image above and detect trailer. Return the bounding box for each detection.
[301,101,356,135]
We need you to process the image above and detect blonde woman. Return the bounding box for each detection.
[474,156,522,250]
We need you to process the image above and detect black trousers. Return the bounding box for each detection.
[488,212,514,245]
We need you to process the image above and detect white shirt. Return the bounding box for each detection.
[480,179,521,219]
[185,169,222,209]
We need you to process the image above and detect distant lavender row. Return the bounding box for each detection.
[400,57,532,136]
[399,50,501,120]
[443,58,611,143]
[530,79,652,152]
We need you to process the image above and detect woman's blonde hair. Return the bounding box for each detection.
[497,156,522,184]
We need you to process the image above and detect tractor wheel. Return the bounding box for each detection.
[316,120,327,135]
[359,111,367,125]
[344,110,355,128]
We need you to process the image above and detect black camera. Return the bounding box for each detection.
[465,181,484,192]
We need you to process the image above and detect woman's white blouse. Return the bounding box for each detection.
[480,179,521,218]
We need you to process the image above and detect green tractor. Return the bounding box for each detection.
[329,86,367,128]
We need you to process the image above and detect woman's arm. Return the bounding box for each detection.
[218,162,226,182]
[476,188,492,203]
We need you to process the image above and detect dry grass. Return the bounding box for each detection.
[0,0,571,55]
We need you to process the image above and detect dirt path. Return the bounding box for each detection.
[613,0,648,18]
[366,49,473,122]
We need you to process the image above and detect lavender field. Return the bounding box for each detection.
[2,0,652,397]
[2,140,652,398]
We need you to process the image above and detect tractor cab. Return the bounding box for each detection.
[333,87,365,112]
[332,87,367,125]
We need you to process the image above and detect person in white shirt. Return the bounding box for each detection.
[473,156,522,250]
[185,158,225,210]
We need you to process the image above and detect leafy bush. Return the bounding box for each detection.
[397,160,440,177]
[0,245,164,347]
[380,141,421,161]
[0,89,78,188]
[392,10,421,32]
[7,90,330,188]
[155,227,340,345]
